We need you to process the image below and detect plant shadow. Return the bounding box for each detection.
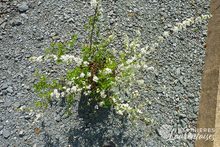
[67,94,131,146]
[43,94,134,146]
[77,93,111,124]
[67,117,130,147]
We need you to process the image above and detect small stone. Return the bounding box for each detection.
[180,119,187,128]
[2,76,6,80]
[6,86,13,93]
[193,106,199,113]
[0,125,3,131]
[102,141,116,147]
[146,139,157,147]
[67,18,74,23]
[24,115,31,120]
[0,99,4,103]
[0,36,3,40]
[55,115,61,122]
[18,2,29,13]
[1,83,8,90]
[19,130,25,137]
[156,124,173,139]
[20,13,29,19]
[13,102,21,108]
[3,129,10,139]
[176,68,181,75]
[11,18,23,26]
[179,113,186,119]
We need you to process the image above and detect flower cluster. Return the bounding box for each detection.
[30,54,83,66]
[158,14,212,43]
[139,14,212,56]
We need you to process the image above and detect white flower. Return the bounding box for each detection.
[35,56,43,62]
[77,88,82,92]
[66,88,71,94]
[151,43,159,48]
[137,109,143,114]
[96,88,100,93]
[91,0,97,8]
[87,72,91,77]
[67,81,73,86]
[75,57,83,66]
[118,64,124,70]
[112,97,116,103]
[158,36,164,42]
[93,76,99,82]
[172,26,179,33]
[51,89,60,99]
[83,61,89,66]
[83,91,88,96]
[80,73,85,78]
[126,57,135,64]
[145,45,149,50]
[163,31,169,38]
[70,86,77,93]
[140,47,146,54]
[137,80,145,85]
[188,17,195,24]
[104,68,112,74]
[87,85,91,90]
[182,20,191,27]
[29,56,37,62]
[100,90,107,98]
[121,103,129,108]
[195,16,202,23]
[61,92,65,97]
[132,90,139,97]
[135,64,141,69]
[147,66,154,71]
[117,110,124,115]
[201,14,211,20]
[50,92,54,97]
[94,105,99,109]
[99,101,105,107]
[87,90,91,95]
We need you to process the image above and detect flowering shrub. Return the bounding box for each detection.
[31,0,150,124]
[30,0,211,125]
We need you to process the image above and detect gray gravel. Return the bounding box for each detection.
[0,0,210,146]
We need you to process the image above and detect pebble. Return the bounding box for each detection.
[17,2,29,13]
[19,130,25,137]
[0,125,3,131]
[11,18,23,26]
[0,99,4,103]
[6,86,13,93]
[13,102,21,108]
[20,13,29,19]
[3,129,10,139]
[24,115,31,120]
[55,115,61,122]
[1,83,8,90]
[156,124,173,139]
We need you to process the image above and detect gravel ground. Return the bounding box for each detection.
[0,0,210,146]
